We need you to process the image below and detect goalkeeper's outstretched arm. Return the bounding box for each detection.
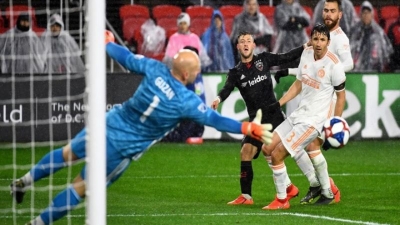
[204,109,273,145]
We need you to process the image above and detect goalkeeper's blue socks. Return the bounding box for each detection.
[29,148,66,183]
[39,185,82,224]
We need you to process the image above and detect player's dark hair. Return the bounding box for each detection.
[311,23,330,40]
[325,0,342,11]
[236,31,254,42]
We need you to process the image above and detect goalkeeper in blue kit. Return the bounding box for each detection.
[10,31,273,225]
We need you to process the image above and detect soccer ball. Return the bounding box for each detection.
[321,116,350,149]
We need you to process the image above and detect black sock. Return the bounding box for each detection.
[240,161,253,196]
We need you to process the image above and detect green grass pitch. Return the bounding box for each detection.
[0,139,399,225]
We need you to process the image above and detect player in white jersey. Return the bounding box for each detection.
[262,23,346,210]
[272,0,352,204]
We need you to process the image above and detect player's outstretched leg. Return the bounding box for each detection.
[27,175,84,225]
[10,148,68,204]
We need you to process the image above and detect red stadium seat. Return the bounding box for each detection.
[166,28,178,38]
[152,5,181,20]
[122,17,148,53]
[157,17,178,36]
[186,5,213,19]
[219,5,243,19]
[219,5,243,36]
[380,5,399,20]
[190,17,211,37]
[119,4,149,20]
[259,5,275,26]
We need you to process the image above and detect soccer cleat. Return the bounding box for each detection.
[314,194,335,205]
[227,194,254,205]
[286,184,299,201]
[262,197,290,210]
[10,179,25,204]
[300,186,321,204]
[330,177,341,203]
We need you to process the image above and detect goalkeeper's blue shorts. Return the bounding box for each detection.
[70,128,132,187]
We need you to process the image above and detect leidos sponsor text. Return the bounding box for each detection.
[0,105,22,123]
[248,74,267,86]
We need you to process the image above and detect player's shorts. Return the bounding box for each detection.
[70,128,132,187]
[275,119,318,157]
[243,108,285,159]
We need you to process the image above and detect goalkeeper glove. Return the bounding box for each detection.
[105,30,115,44]
[274,69,289,84]
[241,109,273,145]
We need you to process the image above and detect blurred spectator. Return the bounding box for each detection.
[273,0,310,68]
[350,1,393,72]
[140,18,166,56]
[162,46,205,143]
[201,10,235,72]
[0,13,45,73]
[163,12,212,70]
[230,0,274,58]
[387,10,400,72]
[41,14,85,73]
[313,0,359,36]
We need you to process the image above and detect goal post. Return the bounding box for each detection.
[85,0,106,224]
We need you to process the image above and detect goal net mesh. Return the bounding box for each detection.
[0,1,87,224]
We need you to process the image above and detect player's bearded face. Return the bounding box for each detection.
[324,14,339,30]
[323,2,341,30]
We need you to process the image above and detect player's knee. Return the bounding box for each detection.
[306,138,323,151]
[62,144,79,162]
[72,175,86,198]
[270,145,287,164]
[240,144,256,160]
[261,143,272,156]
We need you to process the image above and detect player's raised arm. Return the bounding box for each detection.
[105,30,157,75]
[264,43,308,67]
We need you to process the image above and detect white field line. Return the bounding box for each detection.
[114,172,400,179]
[0,172,399,183]
[0,212,390,225]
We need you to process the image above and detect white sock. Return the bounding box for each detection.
[21,172,33,187]
[309,150,333,198]
[242,194,252,200]
[265,155,291,188]
[293,150,320,187]
[30,216,45,225]
[271,163,288,199]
